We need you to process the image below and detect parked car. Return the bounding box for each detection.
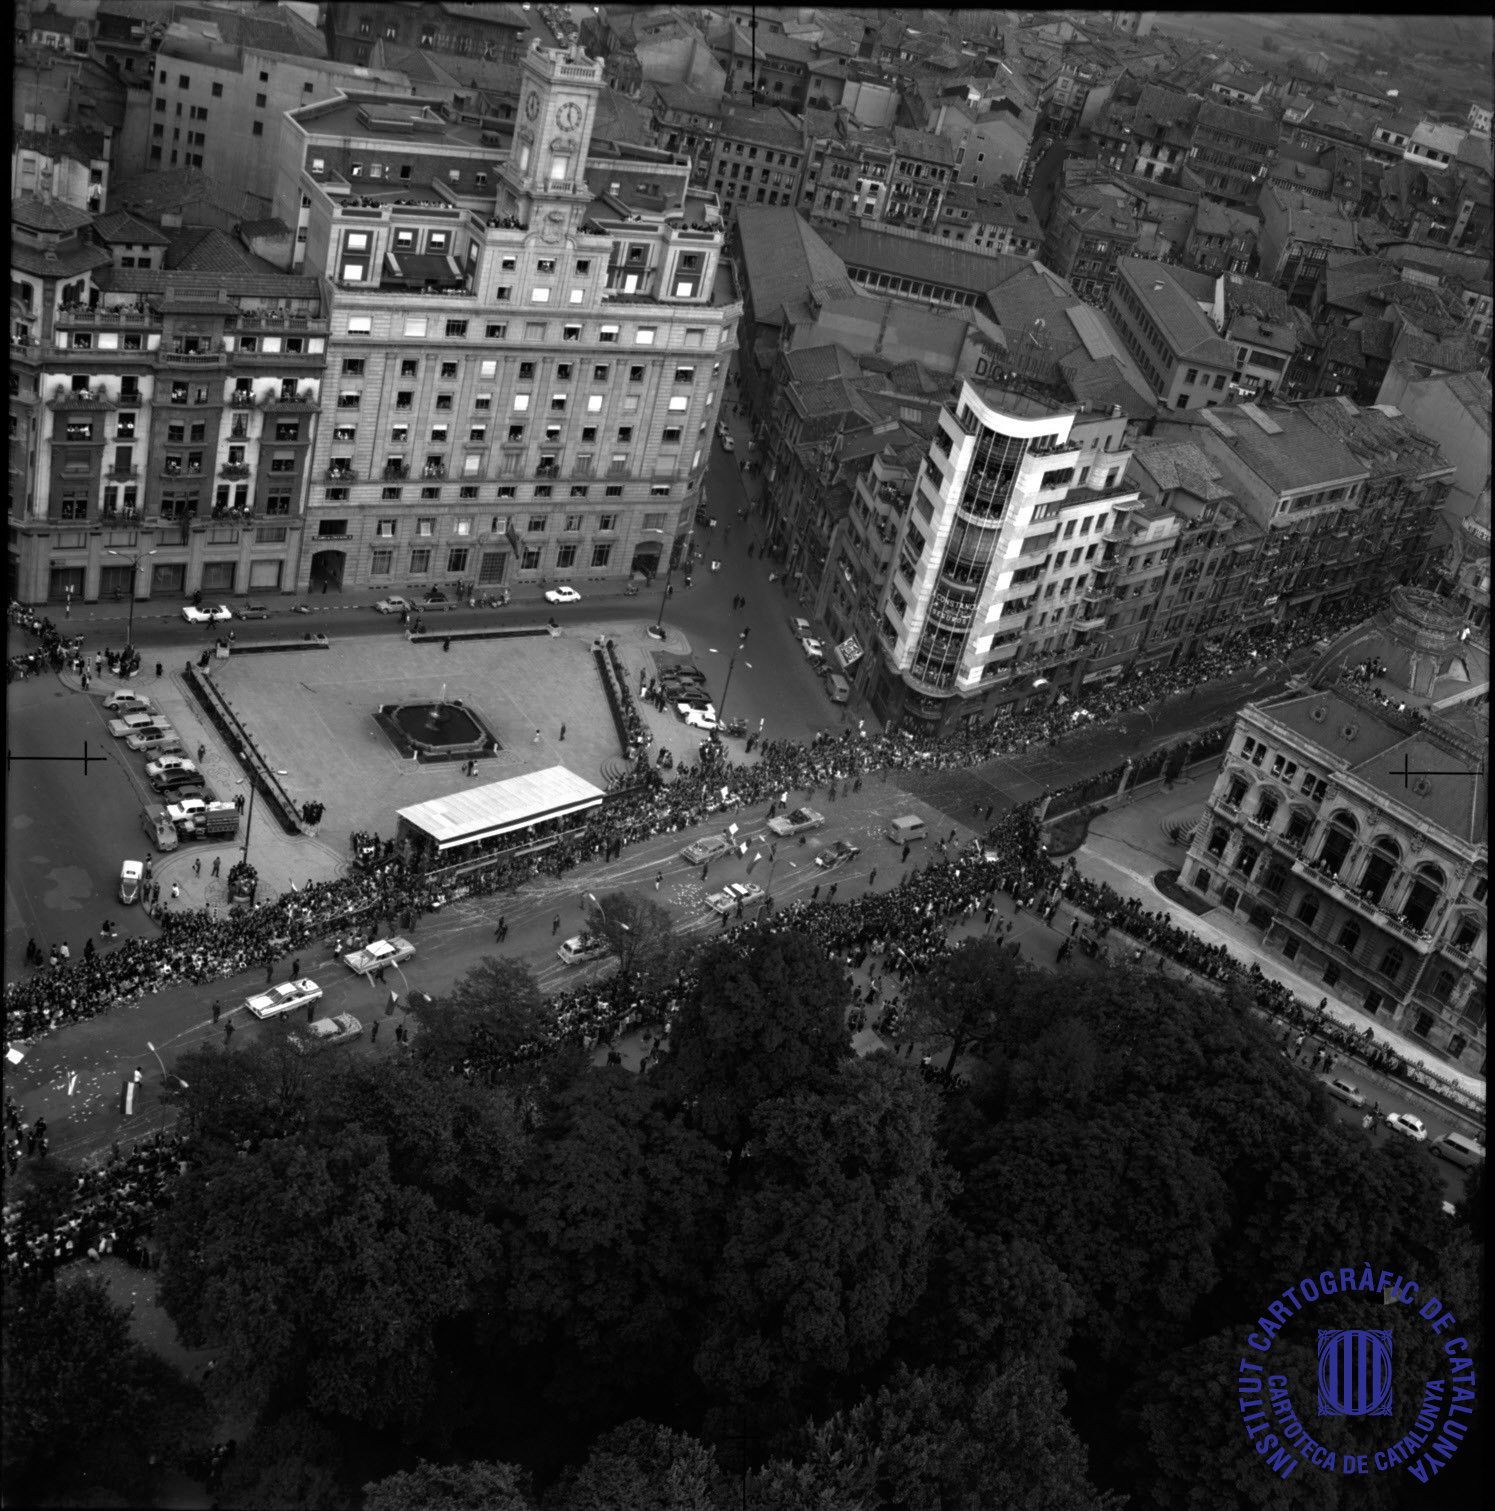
[289,1011,361,1054]
[243,978,324,1020]
[236,602,270,620]
[103,691,155,715]
[716,422,735,452]
[768,805,825,838]
[151,767,206,794]
[343,937,416,975]
[141,807,179,852]
[126,726,185,753]
[1322,1077,1366,1109]
[544,585,582,604]
[682,833,734,865]
[181,603,232,624]
[374,597,413,615]
[706,881,764,915]
[109,711,161,738]
[118,859,144,906]
[1385,1112,1428,1141]
[557,933,611,966]
[681,705,720,731]
[799,636,825,661]
[145,754,198,780]
[815,839,862,870]
[788,616,813,639]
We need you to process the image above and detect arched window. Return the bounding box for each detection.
[1284,806,1314,845]
[1256,791,1279,826]
[1318,811,1357,876]
[1336,920,1360,955]
[1429,970,1457,1003]
[1379,946,1404,982]
[1360,838,1400,906]
[1225,774,1248,808]
[1403,863,1446,932]
[1451,915,1481,954]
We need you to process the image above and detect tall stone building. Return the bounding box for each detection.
[292,42,740,594]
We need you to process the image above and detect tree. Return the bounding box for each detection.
[155,1126,499,1434]
[172,1031,314,1154]
[214,1412,354,1511]
[901,936,1022,1079]
[3,1272,211,1503]
[663,928,852,1157]
[364,1457,536,1511]
[504,1072,727,1411]
[695,1057,950,1413]
[546,1420,728,1511]
[589,888,681,996]
[408,956,550,1075]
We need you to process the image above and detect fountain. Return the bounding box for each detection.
[376,690,500,763]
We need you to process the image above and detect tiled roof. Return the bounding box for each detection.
[11,194,91,232]
[109,167,271,224]
[735,205,857,326]
[94,266,323,299]
[11,238,113,278]
[891,126,954,166]
[91,209,172,246]
[1114,258,1235,366]
[14,124,107,162]
[1224,275,1291,322]
[1324,255,1398,310]
[1193,197,1256,238]
[1228,312,1297,355]
[1195,97,1280,146]
[826,226,1026,295]
[1058,350,1155,419]
[784,344,863,384]
[239,217,291,240]
[1196,404,1366,493]
[1356,316,1393,361]
[1131,437,1233,501]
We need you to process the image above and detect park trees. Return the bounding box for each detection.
[587,888,681,996]
[407,956,551,1077]
[901,934,1023,1077]
[363,1458,536,1511]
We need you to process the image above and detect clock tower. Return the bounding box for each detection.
[502,42,604,242]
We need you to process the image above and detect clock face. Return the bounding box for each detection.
[524,91,539,122]
[556,101,582,133]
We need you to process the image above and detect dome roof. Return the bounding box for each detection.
[1308,585,1489,708]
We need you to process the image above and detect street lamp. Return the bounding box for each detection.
[238,749,256,869]
[145,1041,187,1091]
[714,628,751,723]
[106,546,158,651]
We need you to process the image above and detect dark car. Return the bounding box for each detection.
[150,768,208,795]
[236,602,270,620]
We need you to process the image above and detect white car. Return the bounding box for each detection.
[557,933,611,966]
[1384,1113,1427,1141]
[799,636,825,661]
[788,616,813,639]
[103,691,155,715]
[717,422,735,452]
[181,603,232,623]
[682,833,734,865]
[681,706,721,731]
[374,597,413,615]
[243,978,324,1020]
[1322,1077,1366,1109]
[125,726,184,753]
[544,585,582,604]
[145,754,198,780]
[109,711,161,738]
[343,937,416,975]
[705,881,764,915]
[767,805,825,838]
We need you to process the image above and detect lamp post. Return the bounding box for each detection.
[145,1041,186,1091]
[106,546,158,651]
[238,748,256,869]
[716,628,750,723]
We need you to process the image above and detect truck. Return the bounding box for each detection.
[165,797,240,839]
[142,808,180,852]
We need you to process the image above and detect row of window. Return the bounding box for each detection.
[362,542,618,576]
[342,313,715,347]
[342,356,700,386]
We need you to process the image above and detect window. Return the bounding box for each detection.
[527,515,548,533]
[522,548,541,570]
[1296,895,1319,927]
[635,327,657,345]
[650,484,671,497]
[590,543,612,567]
[674,366,695,383]
[556,543,578,568]
[662,427,683,444]
[486,324,507,339]
[531,288,551,303]
[211,82,223,97]
[508,426,526,442]
[445,320,468,338]
[383,487,403,500]
[376,519,397,538]
[253,122,263,136]
[469,425,487,441]
[1378,947,1404,982]
[404,316,428,338]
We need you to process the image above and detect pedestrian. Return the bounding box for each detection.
[212,998,222,1024]
[371,1020,380,1043]
[868,868,877,887]
[702,863,709,882]
[211,856,220,877]
[133,1067,143,1088]
[387,989,399,1014]
[901,843,911,863]
[290,958,300,978]
[307,999,316,1023]
[193,857,202,877]
[655,872,662,890]
[224,1018,235,1045]
[552,913,561,935]
[170,882,180,900]
[1071,917,1080,937]
[533,728,541,744]
[559,722,566,741]
[265,961,274,984]
[144,856,153,880]
[94,651,102,675]
[197,743,206,763]
[442,637,451,653]
[156,662,163,678]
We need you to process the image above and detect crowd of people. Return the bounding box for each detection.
[1,595,1378,1053]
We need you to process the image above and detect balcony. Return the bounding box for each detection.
[421,463,447,481]
[1074,612,1108,631]
[382,464,411,481]
[219,462,251,479]
[325,465,359,482]
[153,347,226,369]
[105,465,139,481]
[228,391,256,408]
[906,663,957,695]
[939,554,992,588]
[48,386,116,410]
[259,391,316,410]
[535,463,559,480]
[926,593,976,631]
[607,460,630,478]
[1290,857,1436,953]
[159,464,205,480]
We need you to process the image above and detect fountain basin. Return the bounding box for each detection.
[376,700,500,763]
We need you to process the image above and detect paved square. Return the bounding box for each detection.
[208,631,622,845]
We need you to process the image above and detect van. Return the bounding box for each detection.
[886,814,927,844]
[142,808,179,852]
[1430,1132,1486,1170]
[825,672,851,704]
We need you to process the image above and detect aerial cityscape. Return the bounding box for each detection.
[4,4,1488,1507]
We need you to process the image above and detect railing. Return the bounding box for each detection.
[55,305,159,327]
[48,387,116,409]
[325,466,359,482]
[105,465,139,481]
[160,465,205,478]
[154,348,226,367]
[607,461,630,477]
[259,392,316,409]
[382,465,411,480]
[228,391,256,408]
[219,462,251,479]
[421,464,447,480]
[906,662,958,693]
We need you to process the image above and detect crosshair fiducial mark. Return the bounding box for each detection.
[1389,752,1481,789]
[7,741,110,775]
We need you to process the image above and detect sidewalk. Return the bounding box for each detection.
[1073,774,1486,1105]
[59,659,347,916]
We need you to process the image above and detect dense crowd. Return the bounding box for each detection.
[0,595,1377,1051]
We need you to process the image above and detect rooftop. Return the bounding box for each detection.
[12,194,93,233]
[735,205,858,327]
[826,226,1027,296]
[1113,258,1235,367]
[397,766,606,850]
[91,209,172,246]
[1191,403,1366,494]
